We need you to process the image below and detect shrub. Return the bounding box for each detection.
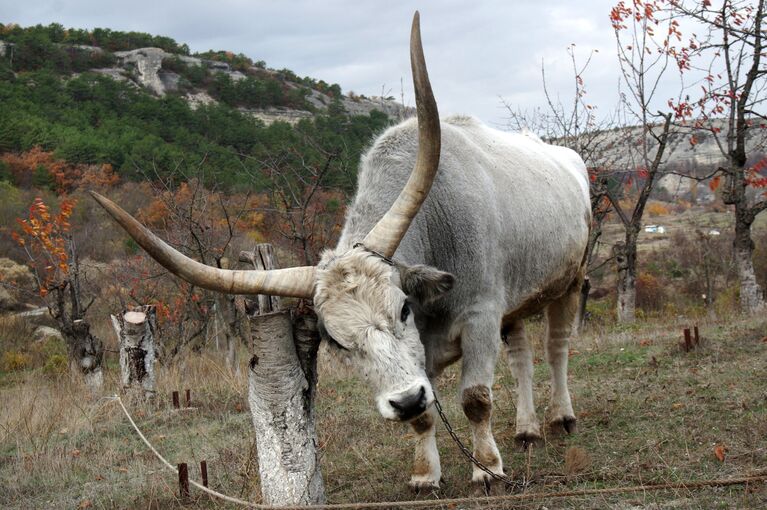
[585,296,615,326]
[647,201,670,216]
[1,350,32,371]
[43,353,68,375]
[714,284,739,316]
[0,316,34,350]
[636,273,666,311]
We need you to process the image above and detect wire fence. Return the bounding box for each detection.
[110,394,767,509]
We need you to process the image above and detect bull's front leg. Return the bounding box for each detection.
[460,315,505,495]
[408,406,441,490]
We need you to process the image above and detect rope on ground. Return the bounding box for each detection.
[111,395,767,510]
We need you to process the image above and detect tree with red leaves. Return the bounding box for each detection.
[11,197,104,388]
[666,0,767,313]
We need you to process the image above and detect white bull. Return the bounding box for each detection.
[92,12,590,491]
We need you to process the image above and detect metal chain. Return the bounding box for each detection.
[433,396,527,491]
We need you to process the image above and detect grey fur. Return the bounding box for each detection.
[314,114,590,487]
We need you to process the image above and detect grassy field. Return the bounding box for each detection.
[1,313,766,509]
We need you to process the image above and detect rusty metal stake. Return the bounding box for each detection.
[178,462,190,501]
[172,391,180,409]
[683,328,692,352]
[200,460,208,488]
[185,389,191,407]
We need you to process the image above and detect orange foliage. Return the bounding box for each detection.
[77,163,120,190]
[636,272,666,311]
[646,202,670,217]
[0,147,118,194]
[11,197,76,296]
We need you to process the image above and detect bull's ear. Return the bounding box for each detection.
[398,264,455,304]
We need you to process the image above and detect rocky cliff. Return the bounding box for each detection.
[78,45,412,125]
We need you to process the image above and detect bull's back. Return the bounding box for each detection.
[345,116,590,318]
[425,117,590,315]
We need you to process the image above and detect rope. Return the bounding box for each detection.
[111,394,767,510]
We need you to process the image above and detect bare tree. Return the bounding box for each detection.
[115,171,254,368]
[254,138,348,266]
[608,0,681,322]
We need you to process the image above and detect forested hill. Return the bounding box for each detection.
[0,22,411,192]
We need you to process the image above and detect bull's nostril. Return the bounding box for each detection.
[389,386,429,420]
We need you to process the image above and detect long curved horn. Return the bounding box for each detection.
[90,192,316,298]
[362,11,441,258]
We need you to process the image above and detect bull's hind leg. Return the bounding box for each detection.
[459,313,504,494]
[501,320,541,448]
[408,405,441,491]
[544,283,580,434]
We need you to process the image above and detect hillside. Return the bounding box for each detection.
[0,22,410,192]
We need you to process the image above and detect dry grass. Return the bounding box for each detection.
[1,314,766,509]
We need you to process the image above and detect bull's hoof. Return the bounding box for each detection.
[514,430,543,450]
[549,415,577,435]
[408,477,440,493]
[472,477,506,496]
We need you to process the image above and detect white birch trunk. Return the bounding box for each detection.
[614,241,637,323]
[736,244,765,314]
[244,243,325,505]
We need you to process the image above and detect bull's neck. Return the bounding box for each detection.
[335,206,427,267]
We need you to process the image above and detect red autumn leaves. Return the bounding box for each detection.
[11,197,76,297]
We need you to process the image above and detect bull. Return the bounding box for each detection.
[92,12,590,491]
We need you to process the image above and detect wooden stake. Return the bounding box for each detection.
[693,325,700,346]
[683,328,692,352]
[178,462,189,501]
[200,460,208,488]
[172,391,180,409]
[185,389,191,407]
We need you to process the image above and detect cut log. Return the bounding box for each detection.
[113,305,157,402]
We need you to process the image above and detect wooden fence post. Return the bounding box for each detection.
[200,460,208,488]
[178,462,190,501]
[112,305,157,401]
[241,243,325,505]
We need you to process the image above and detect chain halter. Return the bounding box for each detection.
[433,395,529,491]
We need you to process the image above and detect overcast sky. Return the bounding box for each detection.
[3,1,644,126]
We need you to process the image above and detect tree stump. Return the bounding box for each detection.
[112,305,157,402]
[243,244,325,505]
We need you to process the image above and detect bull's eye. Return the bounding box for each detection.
[400,302,411,323]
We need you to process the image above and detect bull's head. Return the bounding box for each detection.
[92,12,446,422]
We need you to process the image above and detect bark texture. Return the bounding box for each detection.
[614,241,637,323]
[245,243,325,505]
[734,220,764,313]
[49,243,104,389]
[62,319,103,390]
[112,305,157,401]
